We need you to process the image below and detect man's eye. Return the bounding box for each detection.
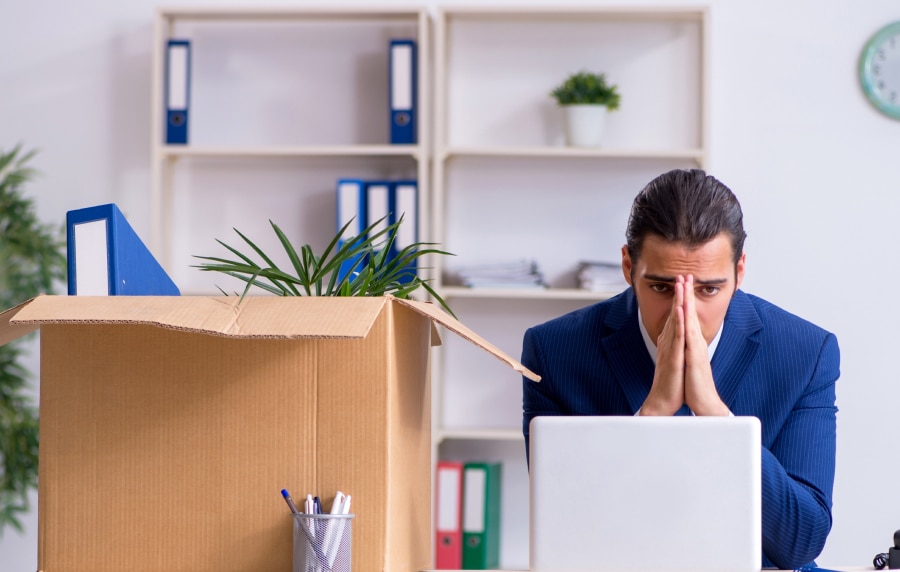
[700,286,720,296]
[649,283,670,293]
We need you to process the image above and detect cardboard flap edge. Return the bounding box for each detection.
[392,297,541,382]
[5,295,386,339]
[0,296,41,346]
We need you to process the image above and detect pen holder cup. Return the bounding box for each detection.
[292,513,354,572]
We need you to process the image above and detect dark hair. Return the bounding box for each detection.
[625,169,747,264]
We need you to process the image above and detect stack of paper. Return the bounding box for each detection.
[577,261,628,293]
[454,260,546,289]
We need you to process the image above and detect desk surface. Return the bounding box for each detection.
[419,568,874,571]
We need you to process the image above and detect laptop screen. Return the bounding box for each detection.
[528,416,761,572]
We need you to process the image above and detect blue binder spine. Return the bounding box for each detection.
[66,203,180,296]
[389,39,417,144]
[365,181,393,265]
[335,178,367,281]
[391,180,418,284]
[165,39,191,144]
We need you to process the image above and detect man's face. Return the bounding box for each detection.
[621,233,745,346]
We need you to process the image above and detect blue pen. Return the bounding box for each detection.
[281,489,300,514]
[284,490,326,571]
[313,496,323,539]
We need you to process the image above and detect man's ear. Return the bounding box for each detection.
[735,252,746,290]
[621,245,633,286]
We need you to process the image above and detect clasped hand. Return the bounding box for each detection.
[639,275,730,417]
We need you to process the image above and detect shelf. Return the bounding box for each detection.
[440,6,707,20]
[439,286,617,301]
[159,6,425,21]
[151,6,431,290]
[159,144,422,160]
[436,428,523,443]
[429,7,709,568]
[442,146,705,162]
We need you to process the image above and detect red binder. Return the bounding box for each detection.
[434,461,464,569]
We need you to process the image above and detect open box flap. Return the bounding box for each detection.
[3,295,390,341]
[393,296,541,382]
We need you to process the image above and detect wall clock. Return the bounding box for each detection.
[859,21,900,120]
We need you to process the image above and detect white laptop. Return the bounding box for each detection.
[529,416,761,572]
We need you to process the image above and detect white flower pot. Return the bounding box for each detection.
[563,104,608,147]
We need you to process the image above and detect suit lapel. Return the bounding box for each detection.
[711,290,762,408]
[599,289,656,414]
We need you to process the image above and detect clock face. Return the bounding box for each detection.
[859,21,900,119]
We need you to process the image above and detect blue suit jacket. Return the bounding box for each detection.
[521,288,839,570]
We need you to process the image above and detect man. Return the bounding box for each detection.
[521,169,839,570]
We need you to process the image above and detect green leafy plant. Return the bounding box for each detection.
[550,70,621,109]
[193,215,456,316]
[0,144,67,535]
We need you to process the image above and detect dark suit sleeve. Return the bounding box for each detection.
[760,332,839,569]
[522,326,566,464]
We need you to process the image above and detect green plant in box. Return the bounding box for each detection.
[193,215,455,316]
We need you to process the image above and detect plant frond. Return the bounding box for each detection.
[0,144,61,535]
[193,214,455,316]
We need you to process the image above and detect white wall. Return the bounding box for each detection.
[2,0,900,569]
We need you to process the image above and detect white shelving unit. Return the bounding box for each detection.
[148,6,708,568]
[432,6,709,568]
[150,6,430,293]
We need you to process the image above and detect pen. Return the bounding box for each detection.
[281,489,300,514]
[303,494,315,537]
[309,495,324,572]
[322,491,346,564]
[328,494,351,567]
[284,489,327,569]
[313,496,322,540]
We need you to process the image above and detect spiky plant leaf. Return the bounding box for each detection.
[193,214,455,317]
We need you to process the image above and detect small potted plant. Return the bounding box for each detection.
[550,70,621,147]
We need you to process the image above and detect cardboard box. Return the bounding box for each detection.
[0,295,537,572]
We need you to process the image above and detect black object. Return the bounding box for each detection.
[874,530,900,569]
[890,529,900,569]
